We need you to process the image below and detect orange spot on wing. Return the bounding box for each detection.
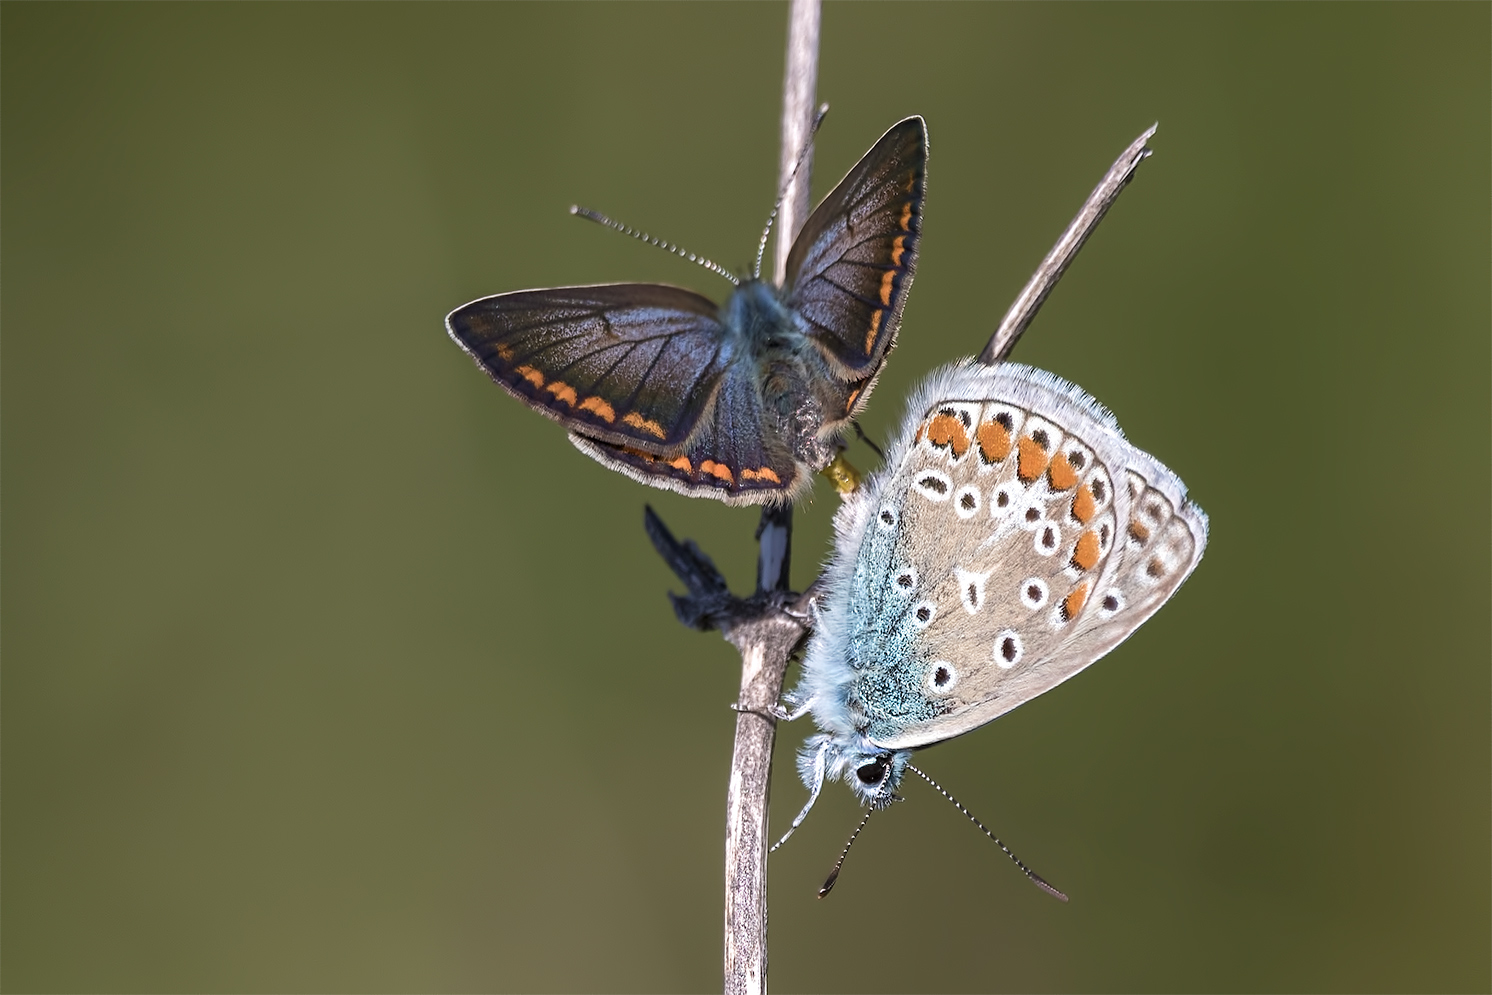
[1048,452,1079,490]
[1062,582,1090,621]
[976,420,1012,462]
[845,387,862,414]
[1129,520,1151,543]
[578,396,616,423]
[927,413,971,458]
[699,460,734,484]
[899,202,913,231]
[915,420,927,444]
[514,365,545,389]
[1071,484,1096,524]
[740,466,782,484]
[864,309,883,355]
[890,235,906,267]
[879,268,896,306]
[1017,435,1049,482]
[495,344,514,361]
[622,411,667,439]
[1072,530,1101,571]
[620,445,658,463]
[545,380,578,406]
[669,455,692,472]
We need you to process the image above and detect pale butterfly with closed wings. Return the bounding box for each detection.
[777,357,1208,897]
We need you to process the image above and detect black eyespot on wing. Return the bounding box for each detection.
[784,117,926,377]
[447,284,732,451]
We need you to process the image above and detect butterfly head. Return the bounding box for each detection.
[805,734,912,809]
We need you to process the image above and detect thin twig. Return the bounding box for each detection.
[772,0,820,287]
[978,124,1158,365]
[693,5,818,993]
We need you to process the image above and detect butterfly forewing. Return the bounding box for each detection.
[838,362,1207,752]
[785,117,926,378]
[446,284,732,452]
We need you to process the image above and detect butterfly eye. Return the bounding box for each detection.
[856,758,888,785]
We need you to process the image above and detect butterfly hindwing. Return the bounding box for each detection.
[571,364,804,504]
[446,284,733,452]
[785,116,927,378]
[822,361,1207,751]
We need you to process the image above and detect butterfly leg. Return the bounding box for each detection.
[729,701,793,722]
[771,738,830,852]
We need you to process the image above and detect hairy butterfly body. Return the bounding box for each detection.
[446,117,927,505]
[781,358,1208,842]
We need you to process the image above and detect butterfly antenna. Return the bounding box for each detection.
[569,205,739,287]
[906,764,1069,902]
[754,102,831,280]
[818,806,875,898]
[817,760,896,898]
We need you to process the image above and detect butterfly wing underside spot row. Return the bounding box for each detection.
[845,362,1208,751]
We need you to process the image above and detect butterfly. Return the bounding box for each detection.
[776,358,1209,892]
[445,117,927,505]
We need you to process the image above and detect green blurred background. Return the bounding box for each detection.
[3,3,1487,992]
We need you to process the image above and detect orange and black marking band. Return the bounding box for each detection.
[1017,436,1049,482]
[926,413,970,458]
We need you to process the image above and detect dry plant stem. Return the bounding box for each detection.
[772,0,820,286]
[719,6,821,992]
[978,125,1159,365]
[641,503,809,995]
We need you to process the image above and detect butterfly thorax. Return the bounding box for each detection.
[720,279,846,471]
